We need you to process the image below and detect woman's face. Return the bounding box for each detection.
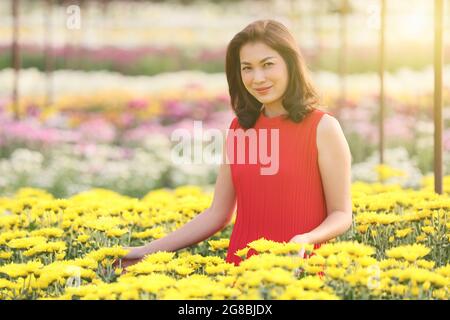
[239,41,289,110]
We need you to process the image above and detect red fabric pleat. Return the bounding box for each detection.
[224,108,332,267]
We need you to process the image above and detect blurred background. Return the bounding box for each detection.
[0,0,449,198]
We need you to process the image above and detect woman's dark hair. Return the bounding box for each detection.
[225,19,320,129]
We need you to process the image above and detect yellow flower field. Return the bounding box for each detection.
[0,180,448,300]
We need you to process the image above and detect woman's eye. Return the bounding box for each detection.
[241,63,271,71]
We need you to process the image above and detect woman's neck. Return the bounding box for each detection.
[262,104,288,118]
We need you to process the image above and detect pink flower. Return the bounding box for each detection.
[79,118,116,143]
[127,98,148,111]
[384,115,414,140]
[444,129,450,152]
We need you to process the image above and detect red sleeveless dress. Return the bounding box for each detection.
[225,108,332,266]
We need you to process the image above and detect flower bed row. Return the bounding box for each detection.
[0,182,448,299]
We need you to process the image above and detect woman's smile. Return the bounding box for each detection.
[254,86,272,95]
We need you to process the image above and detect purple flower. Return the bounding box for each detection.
[26,104,41,118]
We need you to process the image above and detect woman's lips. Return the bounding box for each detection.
[255,86,272,94]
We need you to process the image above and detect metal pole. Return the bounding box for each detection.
[313,0,322,65]
[434,0,443,194]
[44,0,54,108]
[11,0,20,120]
[338,0,348,110]
[63,0,72,69]
[289,0,298,41]
[379,0,386,165]
[79,0,87,71]
[75,0,84,70]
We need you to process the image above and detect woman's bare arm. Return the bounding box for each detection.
[290,114,352,246]
[143,163,236,254]
[123,159,236,259]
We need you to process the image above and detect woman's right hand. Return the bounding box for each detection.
[113,245,148,272]
[123,245,148,259]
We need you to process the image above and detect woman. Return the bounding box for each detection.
[117,19,352,269]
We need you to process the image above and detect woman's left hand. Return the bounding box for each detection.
[289,233,312,258]
[112,246,147,274]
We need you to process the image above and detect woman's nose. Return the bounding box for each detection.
[253,69,266,83]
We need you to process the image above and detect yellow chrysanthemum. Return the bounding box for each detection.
[395,228,412,238]
[386,244,431,262]
[208,239,230,251]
